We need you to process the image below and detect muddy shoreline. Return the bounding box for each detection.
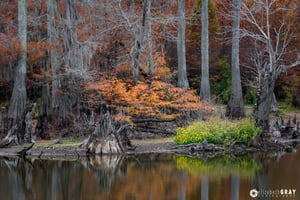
[0,138,299,158]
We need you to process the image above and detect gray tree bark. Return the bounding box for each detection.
[253,70,277,133]
[40,1,53,117]
[57,0,79,122]
[146,0,153,82]
[226,0,245,119]
[177,0,189,88]
[47,0,59,111]
[131,1,147,84]
[8,0,27,121]
[200,0,211,100]
[41,66,51,117]
[0,107,7,134]
[65,0,78,44]
[132,45,141,83]
[253,40,279,132]
[24,103,35,143]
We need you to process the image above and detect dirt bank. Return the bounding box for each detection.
[0,137,299,158]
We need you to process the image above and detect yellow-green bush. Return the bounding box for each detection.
[174,118,261,145]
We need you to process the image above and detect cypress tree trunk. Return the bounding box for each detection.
[253,71,277,133]
[177,0,189,88]
[47,0,59,110]
[146,0,153,82]
[253,39,278,133]
[226,0,245,119]
[8,0,27,121]
[200,0,211,100]
[132,42,141,84]
[131,1,147,84]
[40,64,52,117]
[56,0,79,122]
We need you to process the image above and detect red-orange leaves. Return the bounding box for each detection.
[85,77,214,120]
[27,40,54,63]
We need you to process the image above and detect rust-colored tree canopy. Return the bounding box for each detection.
[0,0,299,136]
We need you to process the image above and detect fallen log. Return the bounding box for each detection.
[0,140,12,148]
[132,118,175,123]
[134,127,174,135]
[172,140,225,153]
[17,143,35,157]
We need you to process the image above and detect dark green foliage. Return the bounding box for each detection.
[244,87,256,105]
[211,59,231,104]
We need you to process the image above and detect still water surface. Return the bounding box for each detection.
[0,150,299,200]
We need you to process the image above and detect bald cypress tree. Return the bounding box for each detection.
[226,0,245,119]
[200,0,211,100]
[8,0,27,121]
[177,0,189,88]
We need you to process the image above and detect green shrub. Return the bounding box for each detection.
[211,59,231,104]
[174,117,261,145]
[244,87,256,104]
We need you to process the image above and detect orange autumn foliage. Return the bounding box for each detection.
[152,54,172,81]
[86,77,214,120]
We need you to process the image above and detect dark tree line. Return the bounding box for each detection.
[0,0,299,143]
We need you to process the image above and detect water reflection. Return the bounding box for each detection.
[201,176,208,200]
[174,154,260,200]
[174,154,262,179]
[231,175,240,200]
[253,158,271,200]
[0,150,299,200]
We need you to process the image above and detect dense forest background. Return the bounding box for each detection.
[0,0,299,141]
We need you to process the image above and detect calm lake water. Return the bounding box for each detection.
[0,150,299,200]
